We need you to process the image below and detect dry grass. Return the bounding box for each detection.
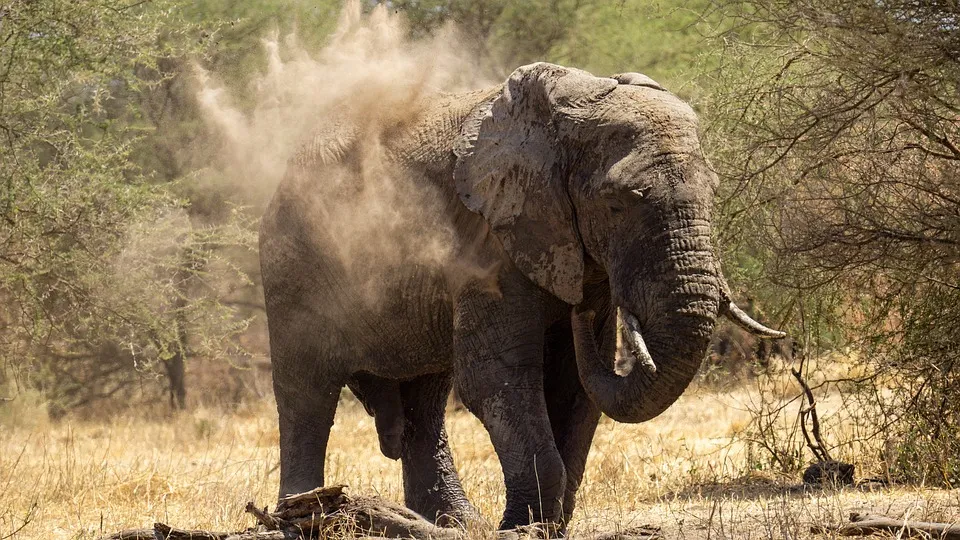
[2,371,958,540]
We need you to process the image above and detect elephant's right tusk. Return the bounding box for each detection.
[616,308,657,376]
[721,298,787,339]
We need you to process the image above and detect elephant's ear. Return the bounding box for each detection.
[454,63,618,305]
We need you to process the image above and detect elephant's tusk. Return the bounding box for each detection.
[616,308,657,376]
[721,298,787,339]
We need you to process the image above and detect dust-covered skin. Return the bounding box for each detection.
[260,62,782,530]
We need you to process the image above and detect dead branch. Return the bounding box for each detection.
[568,528,662,540]
[244,502,285,530]
[100,530,155,540]
[153,524,235,540]
[792,367,832,462]
[812,512,960,538]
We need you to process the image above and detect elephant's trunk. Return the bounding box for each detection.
[573,205,720,422]
[571,191,785,423]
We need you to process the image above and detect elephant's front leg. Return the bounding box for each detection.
[543,315,605,526]
[454,275,566,530]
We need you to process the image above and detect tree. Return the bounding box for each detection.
[383,0,718,96]
[551,0,713,91]
[0,0,251,414]
[381,0,593,76]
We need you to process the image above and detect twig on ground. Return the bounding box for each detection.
[811,512,960,538]
[0,500,37,540]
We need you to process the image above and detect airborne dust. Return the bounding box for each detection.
[197,1,494,306]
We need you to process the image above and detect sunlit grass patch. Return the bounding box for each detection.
[1,379,957,539]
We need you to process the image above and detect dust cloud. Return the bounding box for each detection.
[196,1,493,307]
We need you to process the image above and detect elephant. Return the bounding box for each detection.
[259,62,784,531]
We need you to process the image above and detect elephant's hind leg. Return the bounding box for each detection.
[399,372,477,526]
[268,316,345,500]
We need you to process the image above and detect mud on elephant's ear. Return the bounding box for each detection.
[454,63,618,305]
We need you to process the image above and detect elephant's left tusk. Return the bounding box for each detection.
[721,298,787,339]
[616,308,657,376]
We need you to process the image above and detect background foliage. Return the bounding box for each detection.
[704,0,960,485]
[0,0,254,413]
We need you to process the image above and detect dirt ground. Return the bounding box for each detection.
[1,377,958,540]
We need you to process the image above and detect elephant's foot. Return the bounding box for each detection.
[498,499,564,533]
[492,450,566,531]
[406,491,480,528]
[433,500,482,528]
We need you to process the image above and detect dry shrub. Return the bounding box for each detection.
[705,0,960,486]
[859,289,960,486]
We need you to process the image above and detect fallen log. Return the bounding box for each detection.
[812,511,960,538]
[101,485,661,540]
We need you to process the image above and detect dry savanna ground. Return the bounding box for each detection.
[1,358,958,540]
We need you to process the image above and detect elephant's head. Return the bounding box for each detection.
[455,63,783,423]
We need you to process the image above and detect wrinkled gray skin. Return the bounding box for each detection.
[260,63,783,531]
